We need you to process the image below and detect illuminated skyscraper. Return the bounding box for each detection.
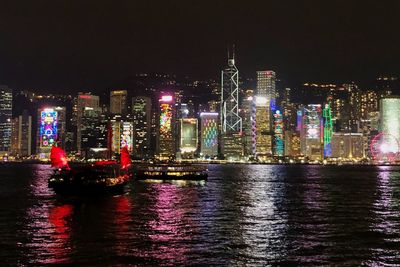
[200,112,218,158]
[110,90,128,114]
[0,86,12,154]
[220,49,243,159]
[323,103,333,157]
[273,110,284,156]
[379,97,400,156]
[109,114,133,156]
[157,95,175,159]
[132,96,152,158]
[257,70,276,110]
[299,104,323,161]
[76,93,100,153]
[255,96,272,159]
[178,118,198,158]
[36,106,66,157]
[81,107,108,157]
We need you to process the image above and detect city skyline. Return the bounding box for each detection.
[1,1,400,91]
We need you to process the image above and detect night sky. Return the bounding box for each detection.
[1,0,400,91]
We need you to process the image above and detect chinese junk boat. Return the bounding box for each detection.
[134,163,208,181]
[49,146,132,194]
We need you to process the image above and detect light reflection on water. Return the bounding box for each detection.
[1,163,400,265]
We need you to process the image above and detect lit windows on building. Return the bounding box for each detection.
[0,86,12,153]
[157,95,175,159]
[179,118,198,158]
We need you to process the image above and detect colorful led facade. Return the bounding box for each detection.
[157,95,175,159]
[121,121,133,152]
[40,109,58,148]
[200,112,218,157]
[273,110,284,156]
[323,103,333,157]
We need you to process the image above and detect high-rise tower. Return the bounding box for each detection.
[220,48,243,160]
[0,86,12,154]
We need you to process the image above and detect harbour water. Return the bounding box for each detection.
[1,163,400,265]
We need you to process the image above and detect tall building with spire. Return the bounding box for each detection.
[220,47,243,160]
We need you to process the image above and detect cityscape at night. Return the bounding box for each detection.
[2,1,400,266]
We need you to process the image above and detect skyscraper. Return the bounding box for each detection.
[0,86,12,154]
[220,49,243,160]
[379,97,400,157]
[200,112,218,158]
[178,118,198,158]
[157,95,175,159]
[110,90,128,114]
[36,106,66,157]
[11,110,32,157]
[255,96,272,159]
[76,93,100,154]
[299,104,324,161]
[256,70,276,110]
[132,96,152,158]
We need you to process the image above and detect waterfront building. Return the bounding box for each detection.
[241,91,255,157]
[178,118,198,158]
[110,90,128,115]
[0,85,12,155]
[11,110,32,157]
[132,96,152,159]
[255,96,272,160]
[273,110,284,156]
[200,112,218,158]
[284,130,301,157]
[108,114,133,156]
[331,133,364,159]
[379,96,400,159]
[76,93,100,154]
[80,107,108,157]
[323,103,333,157]
[157,95,175,160]
[220,49,243,159]
[36,106,66,157]
[299,104,324,161]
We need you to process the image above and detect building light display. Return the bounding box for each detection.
[180,118,198,153]
[303,105,322,140]
[300,104,323,161]
[323,103,333,157]
[273,110,284,156]
[160,102,173,139]
[40,109,58,147]
[200,112,218,156]
[121,122,133,152]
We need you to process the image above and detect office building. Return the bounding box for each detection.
[132,96,152,158]
[0,86,12,155]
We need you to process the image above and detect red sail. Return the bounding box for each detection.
[50,146,70,169]
[120,146,131,169]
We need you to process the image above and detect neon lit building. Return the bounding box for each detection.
[379,96,400,160]
[179,118,198,157]
[109,115,133,156]
[255,96,272,159]
[273,110,284,156]
[300,104,323,161]
[0,86,12,154]
[36,106,66,156]
[132,96,152,158]
[331,133,364,159]
[200,112,218,158]
[157,95,175,159]
[323,103,333,157]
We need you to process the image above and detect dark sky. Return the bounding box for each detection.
[1,0,400,91]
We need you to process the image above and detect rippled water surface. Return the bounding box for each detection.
[1,163,400,265]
